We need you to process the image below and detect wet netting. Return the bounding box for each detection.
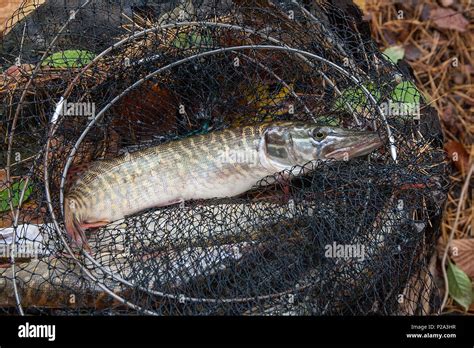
[0,0,449,315]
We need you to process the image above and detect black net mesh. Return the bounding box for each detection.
[0,0,449,315]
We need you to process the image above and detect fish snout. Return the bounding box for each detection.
[322,131,385,160]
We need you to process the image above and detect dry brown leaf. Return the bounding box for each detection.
[421,4,432,21]
[404,44,422,61]
[438,238,474,278]
[444,140,469,174]
[114,82,177,139]
[440,103,459,134]
[453,72,465,85]
[0,169,5,186]
[0,201,44,228]
[0,168,43,228]
[449,239,474,279]
[430,8,469,32]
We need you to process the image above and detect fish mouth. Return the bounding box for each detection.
[324,133,384,160]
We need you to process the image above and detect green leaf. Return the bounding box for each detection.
[42,50,95,68]
[316,116,340,126]
[333,78,423,119]
[333,83,381,112]
[383,46,405,64]
[447,260,473,311]
[171,31,213,50]
[0,180,34,213]
[392,81,422,104]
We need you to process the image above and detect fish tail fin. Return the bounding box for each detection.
[64,198,90,251]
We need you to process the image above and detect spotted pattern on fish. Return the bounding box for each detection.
[64,121,384,248]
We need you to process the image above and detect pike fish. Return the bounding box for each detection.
[65,122,384,248]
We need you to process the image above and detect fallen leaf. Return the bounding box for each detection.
[444,140,469,174]
[171,31,214,50]
[383,46,405,64]
[447,260,473,311]
[392,81,422,104]
[461,64,473,75]
[440,103,458,132]
[244,82,295,118]
[114,82,177,140]
[453,72,465,85]
[430,8,469,32]
[0,180,34,213]
[42,50,95,68]
[421,4,432,21]
[381,29,397,46]
[333,83,381,112]
[0,201,44,228]
[4,64,34,81]
[404,44,422,61]
[448,239,474,279]
[5,65,22,77]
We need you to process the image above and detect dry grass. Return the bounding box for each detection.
[362,0,473,313]
[0,0,45,36]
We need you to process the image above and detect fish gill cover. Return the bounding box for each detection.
[0,0,449,315]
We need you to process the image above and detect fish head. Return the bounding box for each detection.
[262,122,384,170]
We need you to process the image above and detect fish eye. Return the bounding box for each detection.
[312,129,327,140]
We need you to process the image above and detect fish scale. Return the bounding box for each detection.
[64,121,384,249]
